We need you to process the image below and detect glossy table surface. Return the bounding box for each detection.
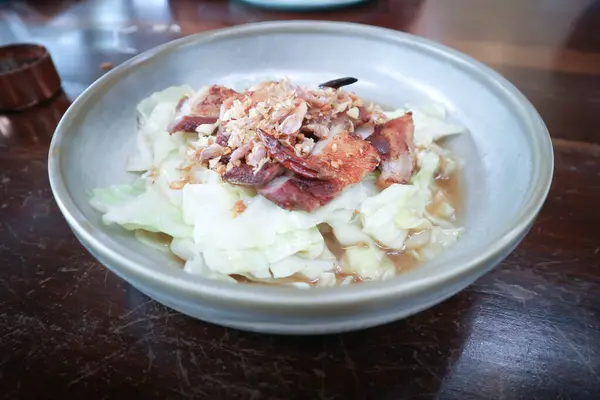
[1,0,599,398]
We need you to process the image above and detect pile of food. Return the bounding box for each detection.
[91,78,465,287]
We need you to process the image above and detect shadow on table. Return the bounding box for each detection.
[117,284,474,399]
[238,296,473,398]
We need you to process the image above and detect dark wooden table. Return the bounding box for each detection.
[1,0,599,398]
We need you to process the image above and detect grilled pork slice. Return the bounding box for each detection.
[169,85,238,133]
[258,129,380,184]
[368,114,416,186]
[257,127,380,211]
[259,176,323,212]
[222,162,284,187]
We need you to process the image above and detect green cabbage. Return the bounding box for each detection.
[89,183,144,213]
[179,181,373,279]
[137,85,194,124]
[91,183,192,238]
[342,246,395,281]
[418,227,465,260]
[127,85,194,172]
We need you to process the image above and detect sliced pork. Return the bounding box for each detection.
[169,85,238,133]
[257,129,321,179]
[368,114,416,186]
[305,131,380,187]
[259,176,322,212]
[222,163,283,187]
[258,129,380,185]
[256,131,380,211]
[173,79,419,212]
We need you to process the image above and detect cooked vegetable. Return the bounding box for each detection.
[90,79,465,287]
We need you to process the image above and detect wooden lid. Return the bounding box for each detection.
[0,43,62,111]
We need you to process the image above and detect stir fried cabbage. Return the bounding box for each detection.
[90,86,465,286]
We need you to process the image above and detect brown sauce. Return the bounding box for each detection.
[434,168,463,223]
[324,169,461,281]
[319,224,421,284]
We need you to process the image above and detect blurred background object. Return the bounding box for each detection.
[234,0,367,12]
[0,43,62,111]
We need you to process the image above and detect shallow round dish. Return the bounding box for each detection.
[48,21,553,334]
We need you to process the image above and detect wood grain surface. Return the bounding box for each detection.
[1,0,599,399]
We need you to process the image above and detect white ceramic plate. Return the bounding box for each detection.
[48,21,553,334]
